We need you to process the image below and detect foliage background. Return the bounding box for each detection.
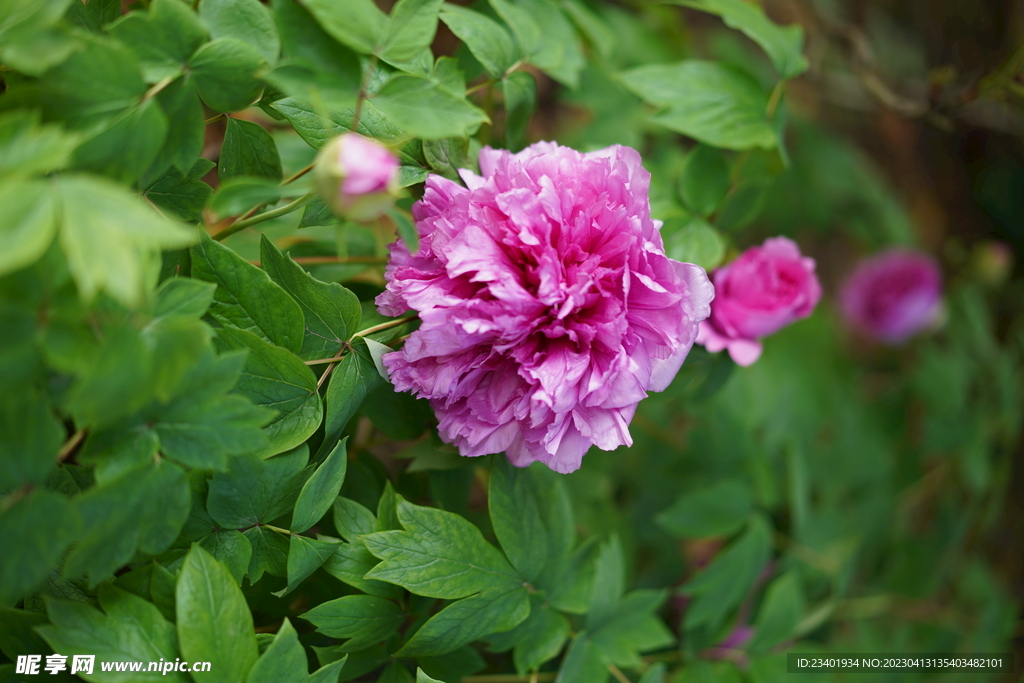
[1,0,1023,682]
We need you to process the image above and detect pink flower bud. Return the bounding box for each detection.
[314,133,400,221]
[696,237,822,366]
[839,248,942,344]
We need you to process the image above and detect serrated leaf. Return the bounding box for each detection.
[207,447,311,528]
[38,585,188,682]
[200,0,280,65]
[176,545,259,683]
[440,4,518,77]
[0,491,81,606]
[190,38,266,112]
[216,327,323,456]
[372,75,489,139]
[190,236,305,352]
[667,0,808,79]
[221,117,283,182]
[64,461,190,585]
[292,438,349,532]
[143,158,216,223]
[303,595,405,651]
[260,235,361,359]
[620,60,776,150]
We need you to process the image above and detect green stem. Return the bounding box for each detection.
[352,315,418,339]
[143,76,174,102]
[213,193,314,241]
[766,80,785,118]
[262,524,296,536]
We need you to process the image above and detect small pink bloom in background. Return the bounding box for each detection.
[378,142,714,473]
[696,237,821,366]
[314,133,400,221]
[839,248,942,344]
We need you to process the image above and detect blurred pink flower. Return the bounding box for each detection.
[377,142,713,473]
[696,237,821,366]
[314,133,400,221]
[839,248,942,343]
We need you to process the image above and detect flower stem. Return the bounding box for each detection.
[213,193,314,241]
[57,429,87,463]
[608,664,633,683]
[352,315,418,339]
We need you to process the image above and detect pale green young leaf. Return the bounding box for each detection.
[190,236,305,353]
[0,0,79,76]
[0,491,81,606]
[291,438,349,532]
[0,180,57,278]
[176,545,259,683]
[666,0,808,78]
[439,4,518,77]
[302,595,405,651]
[200,0,280,65]
[655,479,753,539]
[221,117,283,182]
[260,235,361,359]
[0,111,79,182]
[301,0,386,54]
[216,327,323,456]
[38,585,188,682]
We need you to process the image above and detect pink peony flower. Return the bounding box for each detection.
[839,248,942,343]
[377,142,713,473]
[314,133,400,221]
[696,237,821,366]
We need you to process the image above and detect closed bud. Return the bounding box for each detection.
[314,133,400,221]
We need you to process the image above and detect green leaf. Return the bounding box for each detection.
[505,0,583,88]
[489,457,548,582]
[66,0,120,32]
[38,585,188,682]
[260,235,361,359]
[271,98,407,151]
[190,236,305,353]
[488,597,570,674]
[333,497,376,541]
[656,479,753,539]
[322,338,383,446]
[0,179,57,278]
[147,77,206,178]
[286,535,337,592]
[0,110,79,182]
[422,136,469,181]
[587,536,625,628]
[299,198,336,228]
[561,0,614,59]
[716,179,770,230]
[373,75,489,139]
[210,178,295,218]
[108,0,209,82]
[292,438,349,532]
[176,545,259,683]
[379,663,415,683]
[620,61,776,150]
[417,670,445,683]
[216,327,323,457]
[190,37,267,113]
[489,0,541,58]
[0,491,81,606]
[144,158,216,223]
[665,217,726,271]
[503,71,536,151]
[71,98,169,184]
[556,633,608,683]
[683,515,772,630]
[154,278,218,319]
[207,447,310,528]
[401,584,530,656]
[54,175,196,306]
[379,0,444,66]
[363,500,522,596]
[0,390,62,494]
[440,4,518,77]
[221,117,283,182]
[301,0,386,54]
[199,530,254,585]
[303,595,405,651]
[64,460,190,585]
[244,526,290,582]
[679,144,731,216]
[200,0,280,65]
[0,0,79,76]
[666,0,808,79]
[588,590,674,668]
[247,618,307,683]
[748,572,804,654]
[321,541,401,598]
[638,663,667,683]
